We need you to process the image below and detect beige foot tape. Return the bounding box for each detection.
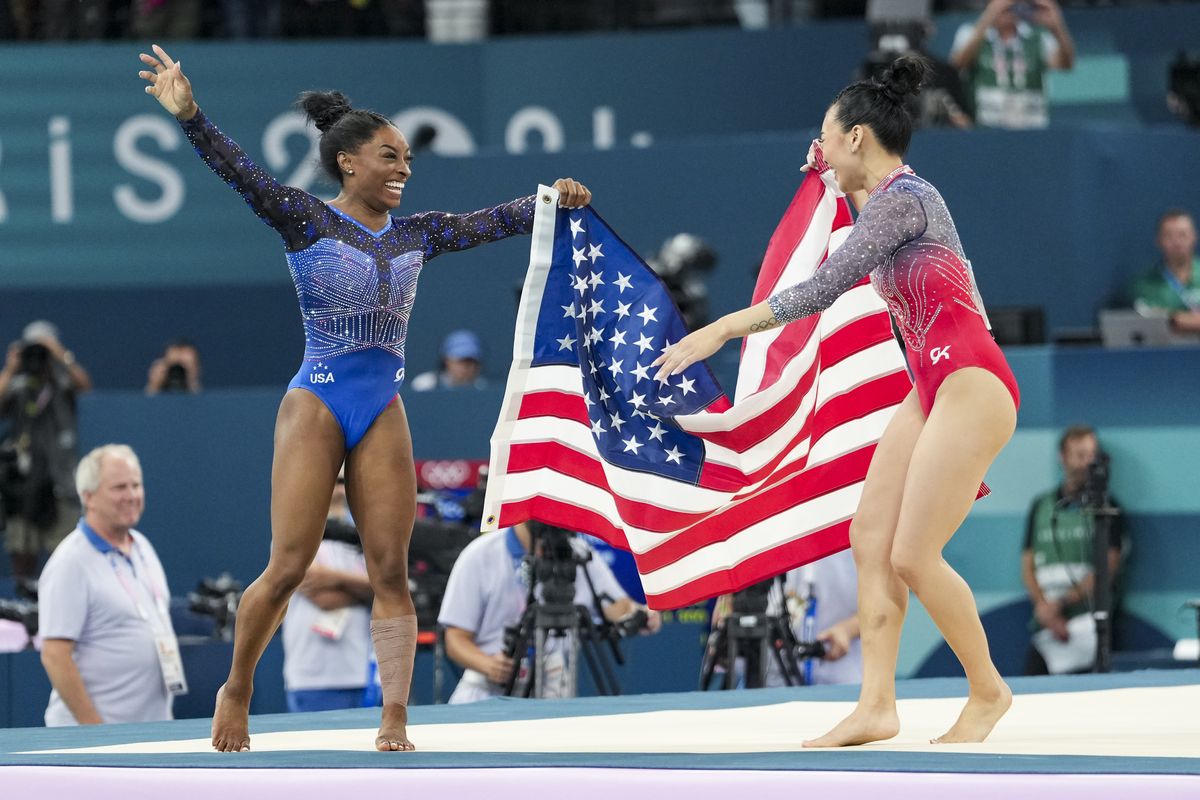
[371,615,418,707]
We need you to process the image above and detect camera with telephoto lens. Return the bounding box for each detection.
[17,343,51,376]
[188,574,244,640]
[161,363,190,392]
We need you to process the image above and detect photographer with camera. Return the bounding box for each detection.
[778,550,863,686]
[0,320,92,582]
[38,444,185,726]
[145,338,204,395]
[437,521,658,704]
[281,468,376,712]
[1022,424,1125,675]
[949,0,1075,129]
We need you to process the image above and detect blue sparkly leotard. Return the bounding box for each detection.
[767,166,1019,416]
[180,110,536,448]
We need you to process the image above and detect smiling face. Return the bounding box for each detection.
[817,104,867,194]
[339,124,412,212]
[83,454,145,536]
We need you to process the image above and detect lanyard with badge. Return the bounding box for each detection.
[108,542,188,697]
[1161,266,1200,312]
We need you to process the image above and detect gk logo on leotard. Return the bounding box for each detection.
[394,368,405,383]
[930,346,952,365]
[309,362,336,384]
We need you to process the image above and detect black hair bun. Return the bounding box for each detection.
[296,90,354,133]
[878,54,929,100]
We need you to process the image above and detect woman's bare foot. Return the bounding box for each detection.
[932,679,1012,744]
[375,703,415,752]
[803,704,900,748]
[211,684,252,752]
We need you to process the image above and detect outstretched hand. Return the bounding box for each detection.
[652,320,729,383]
[552,178,591,208]
[138,43,197,120]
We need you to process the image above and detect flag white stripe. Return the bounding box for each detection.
[639,484,864,595]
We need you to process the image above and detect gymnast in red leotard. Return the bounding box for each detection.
[655,54,1017,747]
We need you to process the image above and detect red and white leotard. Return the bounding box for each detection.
[767,166,1019,416]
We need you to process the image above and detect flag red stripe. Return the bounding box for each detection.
[497,495,630,550]
[751,177,835,303]
[511,362,906,506]
[644,522,852,608]
[504,441,713,532]
[685,312,896,453]
[698,367,908,491]
[635,444,877,574]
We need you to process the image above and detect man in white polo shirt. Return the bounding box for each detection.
[38,444,184,726]
[438,521,658,704]
[281,468,375,712]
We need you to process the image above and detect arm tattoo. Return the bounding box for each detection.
[749,316,780,333]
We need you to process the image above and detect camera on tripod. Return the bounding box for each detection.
[187,573,244,641]
[0,578,40,640]
[1080,452,1111,507]
[501,521,631,698]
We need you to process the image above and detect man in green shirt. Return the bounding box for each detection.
[1131,209,1200,336]
[1021,424,1123,675]
[950,0,1076,129]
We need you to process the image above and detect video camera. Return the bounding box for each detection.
[0,579,39,639]
[187,574,243,641]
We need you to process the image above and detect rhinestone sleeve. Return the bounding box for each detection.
[767,188,928,324]
[180,110,321,252]
[411,194,537,262]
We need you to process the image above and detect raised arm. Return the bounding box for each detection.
[418,178,591,261]
[654,188,926,380]
[138,44,321,250]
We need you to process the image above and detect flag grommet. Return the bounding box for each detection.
[541,194,552,204]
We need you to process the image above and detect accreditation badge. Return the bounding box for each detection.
[155,635,189,696]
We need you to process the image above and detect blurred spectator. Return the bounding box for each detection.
[0,321,91,582]
[1168,52,1200,128]
[438,521,657,703]
[410,329,488,391]
[1021,424,1123,675]
[145,338,203,395]
[763,550,863,687]
[282,468,376,712]
[39,444,184,725]
[131,0,202,39]
[949,0,1075,129]
[1131,209,1200,335]
[39,0,108,38]
[219,0,284,37]
[649,233,717,330]
[862,1,970,129]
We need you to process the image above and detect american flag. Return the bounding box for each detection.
[482,175,911,610]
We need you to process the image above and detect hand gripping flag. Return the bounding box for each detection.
[482,176,911,610]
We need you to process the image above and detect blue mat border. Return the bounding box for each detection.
[1,751,1199,774]
[2,670,1197,773]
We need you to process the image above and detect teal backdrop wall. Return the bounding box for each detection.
[2,5,1200,388]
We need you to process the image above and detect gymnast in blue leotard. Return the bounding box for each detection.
[139,43,592,754]
[178,103,534,449]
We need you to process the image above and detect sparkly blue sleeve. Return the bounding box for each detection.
[767,188,927,324]
[412,195,537,261]
[179,110,321,251]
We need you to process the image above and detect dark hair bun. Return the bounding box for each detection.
[878,54,929,100]
[296,90,354,133]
